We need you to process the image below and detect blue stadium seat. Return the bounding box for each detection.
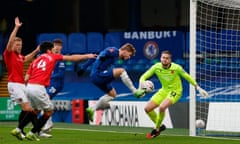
[68,33,87,54]
[104,32,121,48]
[37,33,68,54]
[87,32,104,53]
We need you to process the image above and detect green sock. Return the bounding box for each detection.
[156,112,165,129]
[147,111,157,123]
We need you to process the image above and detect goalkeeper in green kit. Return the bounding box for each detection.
[137,50,208,139]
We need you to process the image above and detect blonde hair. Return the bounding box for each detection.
[14,37,22,42]
[120,43,136,56]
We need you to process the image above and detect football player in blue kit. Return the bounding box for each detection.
[83,43,145,121]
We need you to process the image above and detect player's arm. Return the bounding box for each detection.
[24,74,30,84]
[24,63,33,84]
[6,17,22,52]
[98,47,116,61]
[139,65,156,82]
[138,65,156,89]
[178,66,197,86]
[24,45,40,62]
[62,53,97,62]
[178,66,209,97]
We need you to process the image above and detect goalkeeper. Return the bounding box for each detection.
[138,50,208,139]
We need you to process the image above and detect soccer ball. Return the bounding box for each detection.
[140,80,154,93]
[195,119,205,128]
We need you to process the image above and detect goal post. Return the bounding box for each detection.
[189,0,197,137]
[190,0,240,137]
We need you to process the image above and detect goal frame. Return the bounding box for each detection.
[189,0,197,136]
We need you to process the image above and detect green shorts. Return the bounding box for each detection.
[150,88,182,105]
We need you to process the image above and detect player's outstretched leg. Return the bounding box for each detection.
[134,89,146,98]
[146,124,166,139]
[86,107,94,122]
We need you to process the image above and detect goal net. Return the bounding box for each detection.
[190,0,240,137]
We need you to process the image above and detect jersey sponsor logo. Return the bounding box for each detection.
[170,91,176,97]
[143,41,159,60]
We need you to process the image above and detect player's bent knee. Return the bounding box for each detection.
[44,110,54,116]
[144,107,151,113]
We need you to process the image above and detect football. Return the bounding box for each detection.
[140,80,154,93]
[195,119,205,128]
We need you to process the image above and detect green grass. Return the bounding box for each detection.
[0,122,240,144]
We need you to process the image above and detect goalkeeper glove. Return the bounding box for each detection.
[196,86,209,98]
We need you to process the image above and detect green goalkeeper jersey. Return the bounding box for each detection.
[140,62,197,92]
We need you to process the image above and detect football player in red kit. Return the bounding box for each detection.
[5,17,40,140]
[24,41,97,141]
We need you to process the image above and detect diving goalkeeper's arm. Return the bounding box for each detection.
[179,66,209,98]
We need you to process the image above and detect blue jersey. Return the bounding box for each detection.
[46,61,65,98]
[90,47,119,93]
[90,47,119,75]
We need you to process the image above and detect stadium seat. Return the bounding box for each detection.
[68,33,87,54]
[87,32,104,53]
[104,32,121,48]
[37,33,69,54]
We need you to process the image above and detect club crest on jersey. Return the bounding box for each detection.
[143,41,159,60]
[109,47,115,53]
[171,70,174,74]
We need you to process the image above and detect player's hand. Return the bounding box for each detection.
[15,17,22,28]
[88,54,98,59]
[196,86,209,98]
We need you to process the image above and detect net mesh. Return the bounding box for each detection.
[196,0,240,137]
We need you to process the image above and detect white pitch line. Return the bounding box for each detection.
[53,127,240,141]
[54,127,144,134]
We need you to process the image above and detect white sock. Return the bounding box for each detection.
[43,116,53,130]
[93,95,113,111]
[16,127,21,132]
[120,71,137,93]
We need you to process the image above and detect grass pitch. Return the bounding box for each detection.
[0,122,240,144]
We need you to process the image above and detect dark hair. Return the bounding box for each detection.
[161,50,172,58]
[40,41,54,53]
[53,39,63,45]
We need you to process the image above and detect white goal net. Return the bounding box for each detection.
[190,0,240,137]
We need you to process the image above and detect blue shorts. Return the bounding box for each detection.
[90,69,114,93]
[46,86,62,99]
